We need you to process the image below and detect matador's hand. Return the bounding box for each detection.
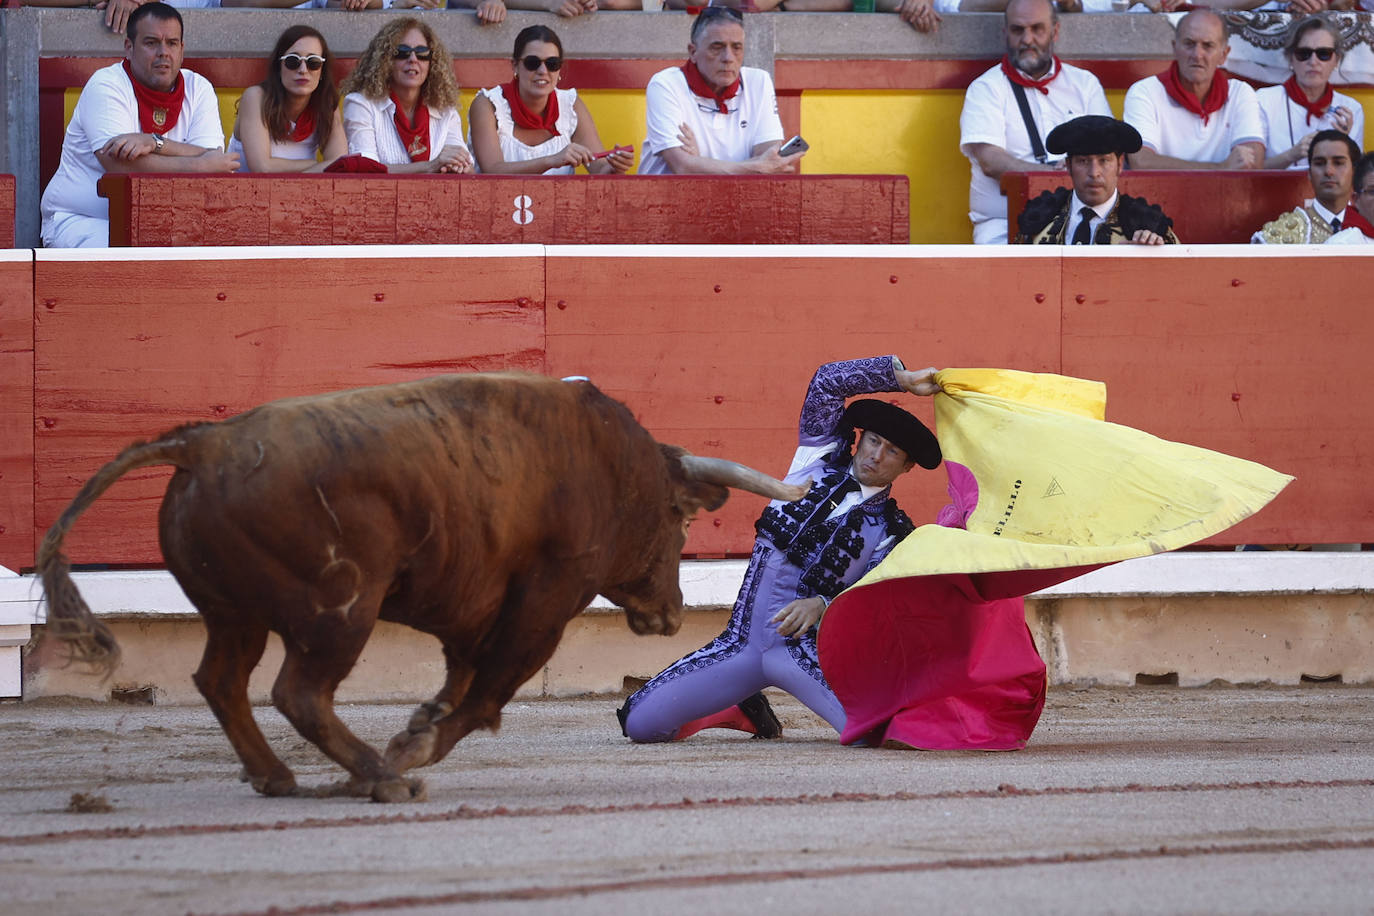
[771,596,827,637]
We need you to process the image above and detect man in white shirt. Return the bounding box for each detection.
[1123,9,1264,170]
[958,0,1111,244]
[1255,130,1357,244]
[1327,152,1374,245]
[638,7,803,176]
[1013,115,1177,245]
[40,2,238,248]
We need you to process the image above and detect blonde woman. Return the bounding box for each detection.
[340,18,473,173]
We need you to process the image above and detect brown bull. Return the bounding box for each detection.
[38,372,805,802]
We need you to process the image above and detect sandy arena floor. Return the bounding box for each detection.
[2,686,1372,915]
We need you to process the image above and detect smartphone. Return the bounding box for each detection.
[779,135,809,157]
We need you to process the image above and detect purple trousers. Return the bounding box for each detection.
[620,542,846,742]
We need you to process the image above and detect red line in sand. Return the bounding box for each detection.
[199,835,1374,916]
[7,778,1373,847]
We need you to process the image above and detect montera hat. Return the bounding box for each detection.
[840,399,942,470]
[1046,115,1142,157]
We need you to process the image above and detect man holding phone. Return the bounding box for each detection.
[638,6,804,175]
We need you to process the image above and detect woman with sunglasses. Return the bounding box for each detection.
[340,18,473,174]
[230,25,346,173]
[468,26,632,175]
[1257,15,1364,170]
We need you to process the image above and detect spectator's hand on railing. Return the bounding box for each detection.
[475,0,507,22]
[435,145,474,174]
[554,0,597,15]
[752,145,804,175]
[1285,0,1329,13]
[98,0,145,35]
[897,0,941,33]
[203,149,242,173]
[101,132,156,162]
[1128,229,1167,246]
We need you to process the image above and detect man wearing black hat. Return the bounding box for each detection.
[1014,114,1178,245]
[618,356,941,743]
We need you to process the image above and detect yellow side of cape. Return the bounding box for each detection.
[851,368,1294,589]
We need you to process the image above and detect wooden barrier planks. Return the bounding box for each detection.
[0,253,32,571]
[544,249,1065,555]
[1001,170,1313,244]
[32,249,546,564]
[98,175,911,248]
[1060,251,1374,545]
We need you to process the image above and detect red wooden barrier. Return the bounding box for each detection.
[22,249,1371,571]
[0,254,32,572]
[0,175,14,249]
[1001,170,1313,244]
[97,174,910,247]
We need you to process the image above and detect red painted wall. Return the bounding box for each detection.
[6,248,1368,572]
[0,256,32,571]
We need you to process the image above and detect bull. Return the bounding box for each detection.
[38,373,806,802]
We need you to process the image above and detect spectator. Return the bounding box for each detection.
[39,2,237,248]
[468,26,634,175]
[1123,9,1265,171]
[1257,15,1364,170]
[1327,151,1374,244]
[958,0,1110,244]
[340,18,473,174]
[637,7,802,175]
[1255,130,1358,243]
[1014,115,1178,245]
[450,0,597,26]
[229,26,346,174]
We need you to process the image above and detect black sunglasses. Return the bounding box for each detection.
[520,55,563,72]
[697,5,744,20]
[280,53,326,72]
[393,44,432,61]
[1293,47,1336,61]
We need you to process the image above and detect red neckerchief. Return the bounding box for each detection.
[681,60,739,114]
[1283,75,1333,126]
[390,92,430,162]
[1158,61,1229,126]
[999,55,1061,95]
[1340,205,1374,239]
[286,107,317,143]
[501,81,560,137]
[122,59,185,134]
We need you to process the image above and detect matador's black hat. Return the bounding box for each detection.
[841,400,942,470]
[1046,115,1142,157]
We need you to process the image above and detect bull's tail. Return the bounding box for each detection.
[35,436,191,680]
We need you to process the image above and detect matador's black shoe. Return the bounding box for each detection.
[739,691,783,739]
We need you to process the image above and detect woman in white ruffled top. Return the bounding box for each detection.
[468,26,634,175]
[229,25,347,173]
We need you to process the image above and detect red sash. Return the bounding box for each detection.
[501,81,560,137]
[999,55,1061,95]
[1341,206,1374,239]
[122,59,185,135]
[286,107,317,144]
[390,92,430,162]
[1283,75,1333,126]
[1157,61,1229,127]
[682,60,739,114]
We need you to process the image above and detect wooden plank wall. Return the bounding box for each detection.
[0,253,32,571]
[99,175,911,248]
[10,248,1371,571]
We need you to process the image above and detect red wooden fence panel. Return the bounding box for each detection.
[0,253,32,571]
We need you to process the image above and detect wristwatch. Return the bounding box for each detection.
[152,133,165,153]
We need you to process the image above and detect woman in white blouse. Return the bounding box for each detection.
[1257,15,1364,171]
[339,18,473,174]
[468,26,633,175]
[230,25,347,173]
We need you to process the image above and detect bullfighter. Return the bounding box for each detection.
[618,356,941,742]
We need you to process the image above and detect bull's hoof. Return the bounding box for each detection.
[407,701,453,733]
[372,776,426,804]
[385,727,438,773]
[248,772,298,797]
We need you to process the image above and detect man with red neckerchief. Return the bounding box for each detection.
[1327,152,1374,245]
[637,7,802,176]
[40,2,237,248]
[1123,9,1264,171]
[959,0,1110,244]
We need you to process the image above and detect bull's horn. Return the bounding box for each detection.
[680,455,810,503]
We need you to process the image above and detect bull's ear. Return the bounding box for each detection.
[661,444,730,515]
